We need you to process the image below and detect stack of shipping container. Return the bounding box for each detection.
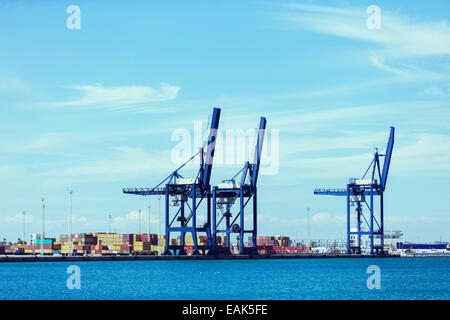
[256,236,275,254]
[4,233,165,255]
[255,235,307,254]
[1,233,309,255]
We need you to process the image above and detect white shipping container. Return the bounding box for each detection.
[176,178,199,185]
[218,183,241,189]
[354,179,377,185]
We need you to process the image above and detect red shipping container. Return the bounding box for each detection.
[34,244,52,250]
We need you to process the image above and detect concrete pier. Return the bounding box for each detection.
[0,253,402,263]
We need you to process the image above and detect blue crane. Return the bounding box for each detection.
[210,117,267,255]
[123,107,221,255]
[314,127,394,255]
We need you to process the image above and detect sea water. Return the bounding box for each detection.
[0,257,448,300]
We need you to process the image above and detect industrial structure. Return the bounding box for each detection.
[209,117,266,255]
[123,108,221,255]
[122,108,268,256]
[314,127,395,255]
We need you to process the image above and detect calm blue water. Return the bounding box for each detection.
[0,258,448,300]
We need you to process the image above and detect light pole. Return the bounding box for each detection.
[68,190,73,256]
[158,196,161,254]
[108,214,112,233]
[148,205,151,241]
[40,197,45,256]
[22,211,26,245]
[138,209,142,235]
[307,207,310,251]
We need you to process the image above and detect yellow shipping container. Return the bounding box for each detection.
[133,242,151,251]
[33,249,52,254]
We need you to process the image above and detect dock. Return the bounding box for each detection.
[0,254,402,263]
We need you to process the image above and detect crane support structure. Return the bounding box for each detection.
[209,117,267,255]
[314,127,394,255]
[123,107,221,255]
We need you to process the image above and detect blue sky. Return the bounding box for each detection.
[0,0,449,243]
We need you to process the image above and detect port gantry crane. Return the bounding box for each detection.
[209,117,267,255]
[314,127,394,255]
[123,107,221,255]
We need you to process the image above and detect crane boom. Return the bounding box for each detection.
[381,126,394,191]
[202,107,221,189]
[250,117,267,188]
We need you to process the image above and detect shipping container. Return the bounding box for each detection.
[35,239,54,245]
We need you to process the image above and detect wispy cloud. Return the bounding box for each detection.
[49,83,180,112]
[0,77,32,94]
[17,132,71,151]
[274,3,450,81]
[112,210,161,230]
[38,146,173,184]
[423,86,446,96]
[311,212,345,224]
[369,55,446,82]
[0,213,33,224]
[386,215,450,223]
[0,126,177,157]
[262,98,450,182]
[0,165,16,177]
[281,132,450,180]
[276,3,450,58]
